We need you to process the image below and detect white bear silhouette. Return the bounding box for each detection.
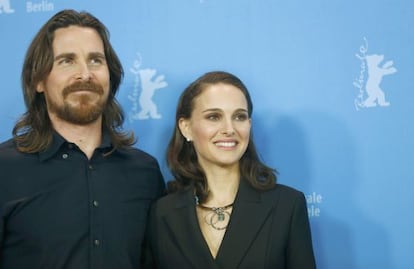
[137,69,167,119]
[0,0,14,14]
[363,54,397,107]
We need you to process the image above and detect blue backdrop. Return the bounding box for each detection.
[1,1,413,268]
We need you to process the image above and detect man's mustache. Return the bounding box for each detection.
[63,82,104,97]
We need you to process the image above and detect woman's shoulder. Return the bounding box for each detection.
[262,183,305,203]
[151,189,191,215]
[274,183,303,194]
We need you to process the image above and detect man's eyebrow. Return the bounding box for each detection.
[54,52,75,61]
[88,52,106,59]
[53,52,106,61]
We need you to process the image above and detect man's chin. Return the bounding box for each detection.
[64,114,101,125]
[58,104,103,125]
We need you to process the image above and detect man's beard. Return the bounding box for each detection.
[47,81,107,125]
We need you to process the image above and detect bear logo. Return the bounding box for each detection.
[135,68,168,119]
[363,54,397,107]
[0,0,14,14]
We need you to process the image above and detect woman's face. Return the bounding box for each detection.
[179,83,251,171]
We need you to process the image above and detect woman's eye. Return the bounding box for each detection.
[235,113,248,121]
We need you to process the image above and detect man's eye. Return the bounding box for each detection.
[206,114,220,121]
[58,58,73,65]
[90,58,103,65]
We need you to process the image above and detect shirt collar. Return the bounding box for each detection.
[38,131,114,162]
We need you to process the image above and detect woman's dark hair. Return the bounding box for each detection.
[166,71,276,202]
[13,9,134,153]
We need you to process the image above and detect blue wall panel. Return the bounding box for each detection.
[1,1,413,268]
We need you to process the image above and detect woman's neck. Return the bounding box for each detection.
[203,167,240,206]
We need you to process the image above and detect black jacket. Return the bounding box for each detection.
[146,179,316,269]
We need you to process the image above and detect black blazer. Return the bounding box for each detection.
[146,180,316,269]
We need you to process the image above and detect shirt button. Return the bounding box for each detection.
[93,200,99,207]
[94,239,100,246]
[62,153,68,159]
[88,165,94,170]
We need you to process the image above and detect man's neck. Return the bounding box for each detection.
[51,117,103,160]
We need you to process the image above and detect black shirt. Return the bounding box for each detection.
[0,133,165,269]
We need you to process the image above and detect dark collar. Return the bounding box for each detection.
[39,131,113,162]
[216,179,273,267]
[164,179,274,268]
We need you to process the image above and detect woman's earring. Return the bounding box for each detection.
[186,137,191,142]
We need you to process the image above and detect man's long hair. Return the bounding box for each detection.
[13,9,134,153]
[166,71,276,203]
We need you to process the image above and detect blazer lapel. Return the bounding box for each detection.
[162,190,219,269]
[216,179,274,268]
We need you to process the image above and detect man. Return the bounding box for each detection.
[0,9,165,269]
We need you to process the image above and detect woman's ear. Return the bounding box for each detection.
[36,81,45,93]
[178,118,192,142]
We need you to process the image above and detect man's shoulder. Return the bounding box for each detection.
[0,138,34,174]
[0,138,20,158]
[119,146,157,160]
[116,146,161,169]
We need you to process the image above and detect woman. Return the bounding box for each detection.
[146,71,316,268]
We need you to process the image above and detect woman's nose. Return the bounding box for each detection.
[221,118,236,136]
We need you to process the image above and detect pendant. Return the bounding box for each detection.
[217,212,225,221]
[197,200,234,230]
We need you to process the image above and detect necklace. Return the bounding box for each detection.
[195,197,234,230]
